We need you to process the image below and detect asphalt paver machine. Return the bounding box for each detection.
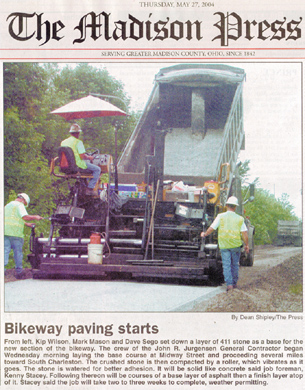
[28,64,255,283]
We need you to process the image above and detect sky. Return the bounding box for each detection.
[99,62,302,218]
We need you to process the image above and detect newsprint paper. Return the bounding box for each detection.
[0,0,304,389]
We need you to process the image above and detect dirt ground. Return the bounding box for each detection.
[192,246,303,312]
[4,267,33,283]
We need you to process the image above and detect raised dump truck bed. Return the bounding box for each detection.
[119,64,245,189]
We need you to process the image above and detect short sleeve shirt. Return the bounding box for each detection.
[211,211,247,232]
[4,201,28,238]
[76,140,86,155]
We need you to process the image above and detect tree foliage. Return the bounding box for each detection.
[4,64,55,220]
[239,160,298,245]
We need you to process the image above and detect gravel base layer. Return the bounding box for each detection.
[191,254,303,312]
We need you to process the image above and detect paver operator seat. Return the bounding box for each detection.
[50,146,95,179]
[57,146,93,176]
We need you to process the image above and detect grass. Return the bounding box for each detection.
[289,283,303,295]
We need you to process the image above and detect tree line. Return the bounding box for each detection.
[241,160,299,245]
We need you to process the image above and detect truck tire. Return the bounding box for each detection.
[208,263,224,284]
[245,249,254,267]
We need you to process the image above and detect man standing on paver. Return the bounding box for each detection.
[201,196,249,292]
[4,193,43,279]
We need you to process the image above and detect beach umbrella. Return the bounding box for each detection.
[51,95,127,120]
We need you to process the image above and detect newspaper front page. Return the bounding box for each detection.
[0,0,303,389]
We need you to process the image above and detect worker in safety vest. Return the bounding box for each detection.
[61,123,101,195]
[201,196,249,292]
[4,193,43,279]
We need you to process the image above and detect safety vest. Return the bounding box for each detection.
[61,136,87,169]
[218,211,244,249]
[5,201,26,238]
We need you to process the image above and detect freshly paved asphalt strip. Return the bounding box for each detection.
[5,280,224,312]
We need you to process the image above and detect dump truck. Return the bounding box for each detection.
[275,220,302,247]
[28,64,255,283]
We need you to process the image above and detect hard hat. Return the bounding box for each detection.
[226,196,239,207]
[17,193,30,207]
[69,123,82,133]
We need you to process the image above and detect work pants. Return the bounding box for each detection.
[4,236,24,273]
[85,161,101,189]
[220,247,241,287]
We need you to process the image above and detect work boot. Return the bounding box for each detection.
[15,270,27,280]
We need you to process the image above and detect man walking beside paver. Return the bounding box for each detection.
[201,196,249,292]
[4,193,43,279]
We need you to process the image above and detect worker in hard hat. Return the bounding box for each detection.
[61,123,101,196]
[4,193,43,279]
[201,196,249,292]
